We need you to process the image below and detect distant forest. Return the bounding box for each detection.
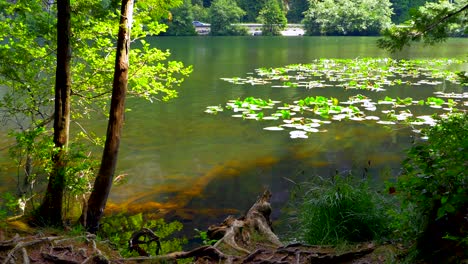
[162,0,466,37]
[191,0,438,23]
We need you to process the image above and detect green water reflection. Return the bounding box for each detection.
[0,37,467,231]
[109,37,467,226]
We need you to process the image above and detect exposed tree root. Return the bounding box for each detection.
[1,190,379,264]
[121,245,229,263]
[0,234,24,251]
[122,190,376,263]
[42,252,80,264]
[0,233,109,264]
[21,248,29,264]
[129,228,161,256]
[209,189,283,256]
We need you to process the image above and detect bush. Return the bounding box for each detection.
[98,213,187,257]
[392,113,468,263]
[290,173,391,245]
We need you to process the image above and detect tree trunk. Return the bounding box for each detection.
[36,0,71,226]
[81,0,134,233]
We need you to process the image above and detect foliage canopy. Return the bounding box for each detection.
[257,0,287,36]
[209,0,248,35]
[378,1,468,52]
[0,0,192,222]
[302,0,393,36]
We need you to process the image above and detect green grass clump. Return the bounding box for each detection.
[291,174,390,245]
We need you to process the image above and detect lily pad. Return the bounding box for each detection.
[289,130,308,139]
[263,126,284,131]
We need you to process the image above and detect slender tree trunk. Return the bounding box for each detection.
[81,0,134,233]
[36,0,71,226]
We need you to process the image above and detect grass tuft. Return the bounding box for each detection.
[289,173,391,245]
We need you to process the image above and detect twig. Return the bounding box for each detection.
[21,248,29,264]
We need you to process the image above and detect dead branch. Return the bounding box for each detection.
[121,245,230,263]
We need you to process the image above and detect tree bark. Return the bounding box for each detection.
[81,0,134,233]
[36,0,71,226]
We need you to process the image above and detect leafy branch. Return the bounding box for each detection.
[378,3,468,52]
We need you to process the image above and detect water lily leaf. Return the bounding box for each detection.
[305,123,321,128]
[332,114,348,121]
[377,121,396,125]
[289,130,308,139]
[208,58,467,137]
[303,127,319,133]
[262,116,280,120]
[349,117,365,121]
[281,123,301,128]
[263,126,284,131]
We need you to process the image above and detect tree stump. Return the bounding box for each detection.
[206,189,282,256]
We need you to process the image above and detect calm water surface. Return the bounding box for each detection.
[1,37,467,235]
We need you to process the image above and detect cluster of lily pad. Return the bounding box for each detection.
[206,58,468,139]
[220,58,465,91]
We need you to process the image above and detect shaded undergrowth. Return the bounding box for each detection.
[285,113,468,263]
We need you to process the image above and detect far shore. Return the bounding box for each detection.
[195,23,305,36]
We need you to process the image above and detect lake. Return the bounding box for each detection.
[0,36,467,236]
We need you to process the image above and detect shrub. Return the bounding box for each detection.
[290,173,391,245]
[98,213,187,257]
[392,113,468,263]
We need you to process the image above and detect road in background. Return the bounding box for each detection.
[195,23,305,36]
